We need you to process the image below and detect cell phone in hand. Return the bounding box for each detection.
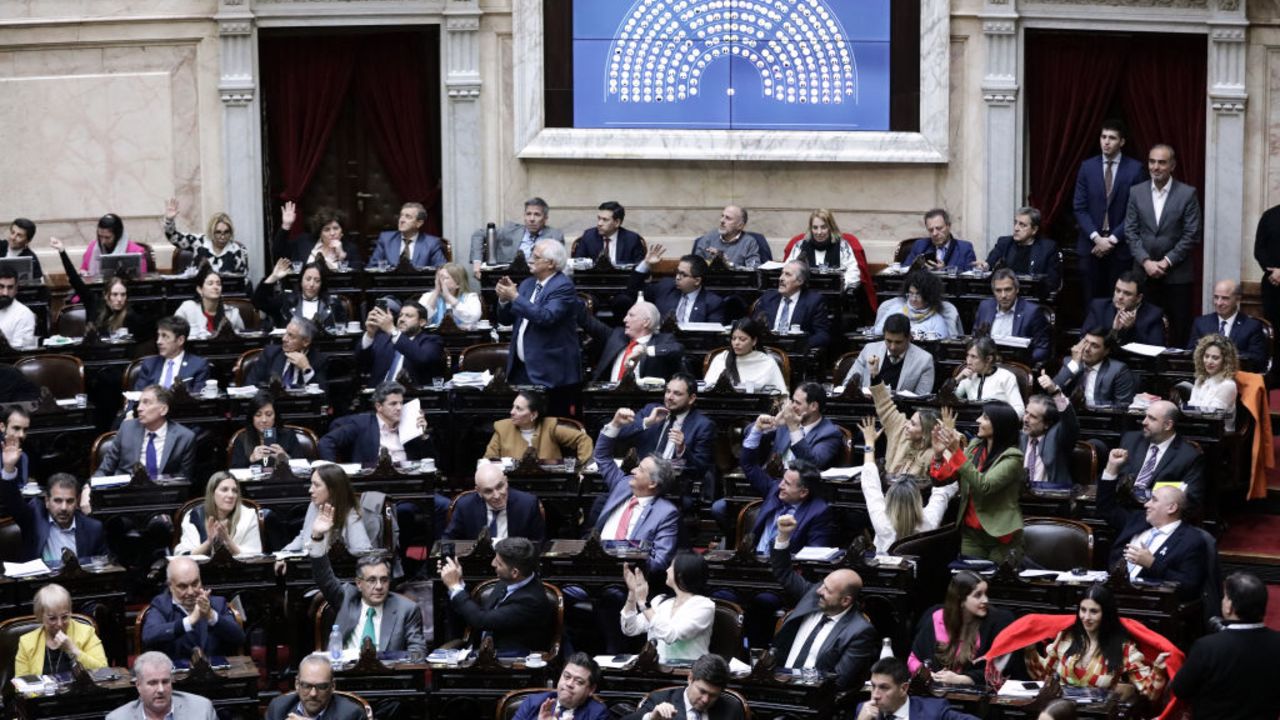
[262,427,277,446]
[439,541,455,560]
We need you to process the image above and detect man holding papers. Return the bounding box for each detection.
[318,381,434,465]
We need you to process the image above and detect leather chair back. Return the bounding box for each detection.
[1000,361,1033,403]
[89,431,118,477]
[1022,517,1093,570]
[0,517,23,563]
[459,343,509,374]
[54,304,87,338]
[170,248,195,275]
[15,354,84,398]
[336,691,374,720]
[832,350,859,386]
[709,598,746,661]
[121,357,146,392]
[893,239,916,264]
[224,297,261,331]
[444,490,475,529]
[465,579,564,659]
[1072,441,1098,489]
[134,241,158,274]
[232,348,264,386]
[888,523,960,609]
[734,499,763,549]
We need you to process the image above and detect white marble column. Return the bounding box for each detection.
[217,0,266,279]
[980,3,1021,251]
[441,2,483,249]
[1205,1,1248,304]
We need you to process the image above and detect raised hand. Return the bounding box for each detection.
[164,197,179,221]
[440,556,463,587]
[940,406,957,431]
[271,257,293,281]
[1070,339,1085,366]
[643,405,669,429]
[867,353,881,378]
[495,276,518,303]
[611,407,636,428]
[754,413,777,433]
[537,697,557,720]
[48,236,65,253]
[857,416,881,447]
[645,243,666,266]
[775,513,798,541]
[1106,448,1128,474]
[196,588,214,621]
[2,434,21,473]
[281,201,297,230]
[1037,370,1057,394]
[312,502,336,537]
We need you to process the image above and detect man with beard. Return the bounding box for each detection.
[0,265,35,347]
[358,300,446,388]
[691,205,766,268]
[0,471,106,566]
[246,316,329,390]
[265,656,365,720]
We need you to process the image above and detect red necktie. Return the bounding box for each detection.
[614,497,639,540]
[616,340,638,380]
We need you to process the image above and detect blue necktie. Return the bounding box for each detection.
[488,510,500,538]
[145,432,158,478]
[757,505,797,554]
[160,359,175,389]
[434,297,447,325]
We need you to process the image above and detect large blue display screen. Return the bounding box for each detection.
[573,0,891,131]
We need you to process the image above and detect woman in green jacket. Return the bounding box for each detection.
[930,401,1025,563]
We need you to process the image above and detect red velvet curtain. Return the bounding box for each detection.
[355,35,442,236]
[261,35,357,228]
[1026,31,1207,234]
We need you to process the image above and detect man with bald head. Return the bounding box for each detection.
[266,655,365,720]
[583,300,687,382]
[691,205,766,268]
[1099,452,1208,600]
[770,514,877,689]
[443,462,545,541]
[141,557,245,659]
[1099,400,1205,514]
[1186,279,1270,371]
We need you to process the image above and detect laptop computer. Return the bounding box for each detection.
[99,253,142,278]
[0,256,35,281]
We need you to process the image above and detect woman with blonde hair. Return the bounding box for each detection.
[858,417,958,554]
[175,472,262,556]
[15,584,107,676]
[163,197,249,275]
[783,208,876,309]
[866,353,939,478]
[954,336,1025,417]
[1188,333,1238,429]
[420,262,482,326]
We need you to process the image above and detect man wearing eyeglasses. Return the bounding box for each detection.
[265,655,365,720]
[311,545,426,655]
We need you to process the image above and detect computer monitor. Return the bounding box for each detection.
[99,253,142,278]
[0,256,35,281]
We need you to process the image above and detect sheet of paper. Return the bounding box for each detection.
[678,321,727,333]
[993,335,1031,348]
[1121,342,1167,357]
[820,467,861,479]
[229,468,255,481]
[794,547,841,562]
[3,559,50,577]
[90,474,131,488]
[399,398,423,444]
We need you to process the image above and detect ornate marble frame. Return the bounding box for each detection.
[512,0,952,163]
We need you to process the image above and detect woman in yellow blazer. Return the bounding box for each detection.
[484,389,593,465]
[16,583,107,676]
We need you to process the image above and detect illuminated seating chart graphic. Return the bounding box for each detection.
[572,0,890,130]
[606,0,856,107]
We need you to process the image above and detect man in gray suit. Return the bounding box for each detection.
[1051,328,1136,408]
[106,651,215,720]
[843,313,935,395]
[310,508,426,654]
[469,197,566,272]
[93,385,196,479]
[1124,144,1201,345]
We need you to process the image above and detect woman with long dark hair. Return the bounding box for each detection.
[703,317,788,392]
[174,264,244,339]
[50,237,152,339]
[229,391,304,469]
[908,571,1013,684]
[620,551,715,664]
[1025,585,1170,699]
[280,464,370,553]
[930,401,1025,562]
[253,258,347,331]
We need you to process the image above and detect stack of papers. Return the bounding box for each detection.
[451,371,493,389]
[593,654,635,669]
[1018,569,1110,583]
[3,560,51,578]
[820,467,860,480]
[90,474,132,488]
[10,675,48,694]
[993,335,1031,348]
[426,648,468,665]
[226,386,258,398]
[1121,342,1168,357]
[728,657,753,676]
[678,321,728,333]
[794,547,842,562]
[997,680,1042,698]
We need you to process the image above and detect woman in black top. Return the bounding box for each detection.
[49,237,152,340]
[909,570,1015,685]
[229,391,304,469]
[252,258,348,331]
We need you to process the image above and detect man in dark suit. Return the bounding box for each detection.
[1100,399,1206,514]
[94,385,196,478]
[972,269,1051,364]
[0,365,38,403]
[1051,328,1137,408]
[613,373,715,478]
[741,424,832,553]
[1098,450,1206,600]
[595,409,682,573]
[622,654,746,720]
[976,207,1061,290]
[1254,203,1280,360]
[245,317,329,390]
[496,239,582,414]
[770,515,877,690]
[1073,119,1147,301]
[3,218,44,278]
[440,537,554,656]
[0,472,106,566]
[133,316,210,392]
[512,653,610,720]
[1171,572,1280,719]
[468,197,567,270]
[141,557,245,658]
[856,657,979,720]
[318,381,434,465]
[1020,376,1078,491]
[357,300,446,388]
[0,406,30,484]
[574,200,646,265]
[901,208,976,270]
[443,462,545,542]
[753,260,832,352]
[309,531,425,653]
[265,656,365,720]
[627,246,726,324]
[1125,144,1202,345]
[1082,272,1166,347]
[1186,279,1270,372]
[369,202,447,268]
[584,300,685,382]
[754,382,842,470]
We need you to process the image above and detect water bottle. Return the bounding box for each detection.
[483,222,496,265]
[327,624,343,661]
[879,637,894,660]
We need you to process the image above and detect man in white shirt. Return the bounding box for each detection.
[94,385,197,478]
[1050,328,1137,408]
[0,266,35,348]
